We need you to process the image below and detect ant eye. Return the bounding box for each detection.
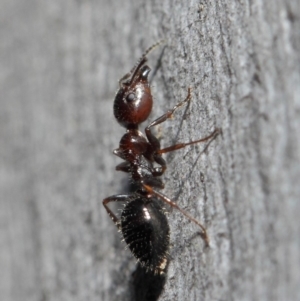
[126,93,136,102]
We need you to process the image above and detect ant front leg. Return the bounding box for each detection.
[145,88,193,173]
[145,88,192,146]
[103,195,131,230]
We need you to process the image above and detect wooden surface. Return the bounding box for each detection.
[1,0,300,300]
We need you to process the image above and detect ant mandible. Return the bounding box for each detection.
[103,42,220,274]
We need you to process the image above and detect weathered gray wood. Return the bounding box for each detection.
[1,0,300,300]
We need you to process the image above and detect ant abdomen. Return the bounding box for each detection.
[121,196,170,273]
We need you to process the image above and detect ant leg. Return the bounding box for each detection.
[145,87,192,150]
[157,128,220,154]
[103,195,131,230]
[116,162,131,173]
[145,88,192,174]
[143,184,209,246]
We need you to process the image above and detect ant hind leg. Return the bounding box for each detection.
[143,184,209,246]
[103,195,131,230]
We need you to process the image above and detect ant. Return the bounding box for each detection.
[103,42,219,274]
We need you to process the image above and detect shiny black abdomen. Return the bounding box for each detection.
[121,196,170,272]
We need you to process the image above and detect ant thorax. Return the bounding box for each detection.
[114,129,164,190]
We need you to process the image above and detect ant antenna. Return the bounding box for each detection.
[129,40,165,82]
[119,40,165,87]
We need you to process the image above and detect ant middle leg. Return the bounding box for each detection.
[143,184,209,246]
[157,128,220,154]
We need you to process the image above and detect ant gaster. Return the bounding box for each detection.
[103,42,219,274]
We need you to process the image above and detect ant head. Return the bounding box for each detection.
[114,59,153,129]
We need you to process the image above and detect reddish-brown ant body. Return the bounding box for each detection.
[103,42,219,274]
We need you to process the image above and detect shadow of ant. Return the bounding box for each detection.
[172,134,220,202]
[129,264,168,301]
[128,231,206,301]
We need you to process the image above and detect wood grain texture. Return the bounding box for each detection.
[1,0,299,301]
